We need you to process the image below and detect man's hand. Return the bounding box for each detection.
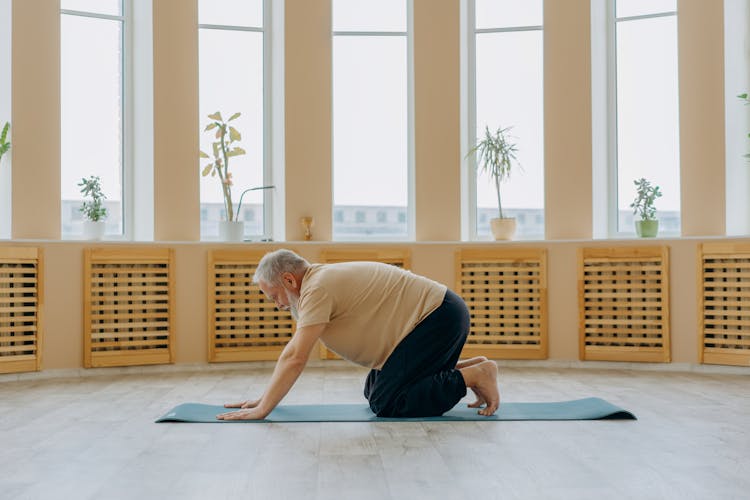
[223,399,262,410]
[216,398,266,420]
[216,405,269,421]
[215,324,327,421]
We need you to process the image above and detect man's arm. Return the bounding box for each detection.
[217,323,326,420]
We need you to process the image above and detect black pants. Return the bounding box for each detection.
[363,289,470,418]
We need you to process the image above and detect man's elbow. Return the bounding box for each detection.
[281,349,309,371]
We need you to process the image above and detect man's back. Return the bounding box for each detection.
[295,262,447,369]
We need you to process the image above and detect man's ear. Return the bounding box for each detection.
[281,272,297,289]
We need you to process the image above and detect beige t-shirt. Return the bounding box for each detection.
[295,262,447,369]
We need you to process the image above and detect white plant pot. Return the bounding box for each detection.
[219,220,245,242]
[490,217,517,241]
[83,220,106,240]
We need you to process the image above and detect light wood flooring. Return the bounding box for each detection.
[1,364,749,500]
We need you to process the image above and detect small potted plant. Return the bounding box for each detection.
[466,125,521,240]
[630,177,662,238]
[78,175,108,240]
[199,111,274,241]
[0,122,10,165]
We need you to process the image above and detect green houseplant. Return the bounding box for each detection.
[200,111,246,224]
[466,125,521,240]
[0,122,10,165]
[630,177,662,238]
[199,111,274,241]
[78,175,108,240]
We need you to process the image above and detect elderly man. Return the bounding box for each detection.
[217,249,499,420]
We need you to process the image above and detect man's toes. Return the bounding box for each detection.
[468,399,484,408]
[479,404,498,416]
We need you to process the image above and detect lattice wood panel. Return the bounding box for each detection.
[456,248,548,359]
[84,248,174,368]
[0,247,43,374]
[578,247,670,363]
[699,243,750,367]
[318,247,411,359]
[319,248,411,268]
[209,250,294,362]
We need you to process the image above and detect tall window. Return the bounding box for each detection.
[199,0,269,240]
[0,0,11,239]
[61,0,125,237]
[612,0,680,235]
[468,0,544,240]
[332,0,411,240]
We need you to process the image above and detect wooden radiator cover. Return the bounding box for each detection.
[699,243,750,367]
[83,248,174,368]
[456,248,548,359]
[208,250,294,362]
[318,247,411,359]
[0,247,43,374]
[578,246,670,363]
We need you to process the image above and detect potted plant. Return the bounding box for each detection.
[200,111,246,241]
[630,177,662,238]
[738,93,750,160]
[466,125,521,240]
[0,122,10,165]
[78,175,108,240]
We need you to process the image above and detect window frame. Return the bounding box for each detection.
[465,0,544,241]
[331,0,414,242]
[197,0,273,241]
[60,3,130,240]
[607,0,679,237]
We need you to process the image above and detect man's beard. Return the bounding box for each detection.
[285,289,299,321]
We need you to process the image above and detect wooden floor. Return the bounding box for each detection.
[1,364,749,500]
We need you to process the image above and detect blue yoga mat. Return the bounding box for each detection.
[155,397,635,423]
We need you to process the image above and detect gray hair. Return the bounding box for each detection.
[253,249,310,285]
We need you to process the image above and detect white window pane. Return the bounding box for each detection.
[0,0,11,239]
[616,16,680,232]
[61,0,121,16]
[475,31,544,239]
[333,36,407,239]
[199,29,265,238]
[475,0,542,30]
[333,0,406,32]
[61,15,123,236]
[198,0,263,27]
[616,0,676,18]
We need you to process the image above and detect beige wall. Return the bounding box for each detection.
[543,0,593,240]
[3,1,743,372]
[11,0,60,239]
[153,0,200,241]
[414,0,461,241]
[284,0,333,241]
[678,0,726,236]
[2,238,716,370]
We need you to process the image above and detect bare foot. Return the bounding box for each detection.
[457,357,490,407]
[458,360,500,416]
[456,356,488,370]
[467,386,486,408]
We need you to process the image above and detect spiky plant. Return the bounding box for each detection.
[466,125,521,219]
[0,122,10,164]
